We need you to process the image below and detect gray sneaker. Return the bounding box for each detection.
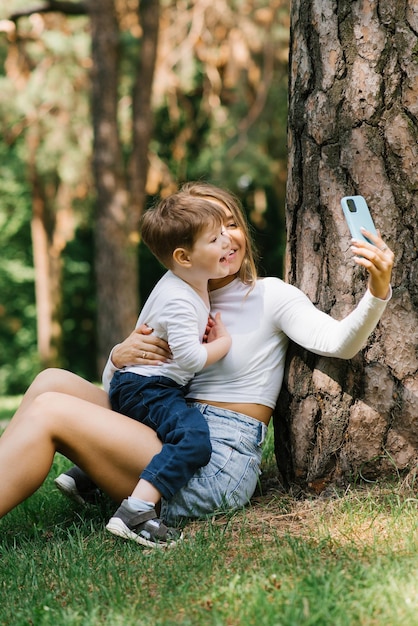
[106,500,183,548]
[54,466,101,505]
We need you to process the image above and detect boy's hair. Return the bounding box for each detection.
[141,192,226,269]
[179,182,259,286]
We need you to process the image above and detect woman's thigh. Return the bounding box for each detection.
[34,391,163,501]
[19,368,111,412]
[4,369,112,446]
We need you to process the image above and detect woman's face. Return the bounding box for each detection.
[208,208,246,289]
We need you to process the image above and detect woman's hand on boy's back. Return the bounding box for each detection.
[111,324,172,368]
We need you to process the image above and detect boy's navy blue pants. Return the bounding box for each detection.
[109,370,212,501]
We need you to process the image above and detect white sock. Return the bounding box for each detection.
[126,496,154,513]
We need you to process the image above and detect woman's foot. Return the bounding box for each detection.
[54,466,102,505]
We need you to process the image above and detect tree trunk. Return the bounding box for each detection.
[28,128,65,368]
[128,0,159,223]
[88,0,159,372]
[275,0,418,491]
[89,0,133,372]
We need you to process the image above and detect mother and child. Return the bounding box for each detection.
[0,182,394,548]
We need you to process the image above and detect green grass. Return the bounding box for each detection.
[1,406,418,625]
[0,395,21,424]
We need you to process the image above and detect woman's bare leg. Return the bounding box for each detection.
[0,389,162,519]
[1,368,110,444]
[9,368,110,419]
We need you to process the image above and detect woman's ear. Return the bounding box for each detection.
[172,247,192,268]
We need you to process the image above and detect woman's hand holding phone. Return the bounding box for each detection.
[350,227,394,301]
[341,195,393,300]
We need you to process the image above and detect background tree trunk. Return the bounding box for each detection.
[88,0,159,372]
[28,124,76,368]
[275,0,418,491]
[128,0,159,225]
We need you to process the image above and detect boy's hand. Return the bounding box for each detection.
[203,316,216,343]
[206,312,231,344]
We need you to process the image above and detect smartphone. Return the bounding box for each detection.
[341,195,377,243]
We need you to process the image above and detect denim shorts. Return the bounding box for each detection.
[160,402,267,526]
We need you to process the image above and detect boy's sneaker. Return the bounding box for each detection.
[106,500,183,549]
[54,466,102,505]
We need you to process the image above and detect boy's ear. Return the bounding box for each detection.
[172,247,192,267]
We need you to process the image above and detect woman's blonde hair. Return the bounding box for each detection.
[179,182,259,285]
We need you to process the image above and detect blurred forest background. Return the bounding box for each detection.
[0,0,289,394]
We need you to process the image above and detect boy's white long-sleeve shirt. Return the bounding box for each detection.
[103,270,210,388]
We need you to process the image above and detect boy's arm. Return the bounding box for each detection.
[203,312,231,367]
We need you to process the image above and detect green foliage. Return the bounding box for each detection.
[0,140,40,394]
[60,225,97,381]
[0,395,21,423]
[0,7,94,392]
[0,1,289,392]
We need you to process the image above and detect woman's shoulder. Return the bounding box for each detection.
[257,276,307,301]
[257,276,294,291]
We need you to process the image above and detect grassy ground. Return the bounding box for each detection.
[1,404,418,625]
[0,395,21,427]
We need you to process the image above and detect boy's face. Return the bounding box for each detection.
[187,222,232,280]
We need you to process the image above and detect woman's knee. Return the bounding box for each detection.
[30,368,68,397]
[27,391,63,424]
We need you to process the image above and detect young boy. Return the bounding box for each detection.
[57,192,232,549]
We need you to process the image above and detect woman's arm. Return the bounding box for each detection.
[277,231,394,359]
[102,324,172,391]
[111,325,172,368]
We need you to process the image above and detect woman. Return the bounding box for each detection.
[0,183,394,529]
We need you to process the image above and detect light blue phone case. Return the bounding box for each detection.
[341,195,377,243]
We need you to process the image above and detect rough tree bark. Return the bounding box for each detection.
[274,0,418,492]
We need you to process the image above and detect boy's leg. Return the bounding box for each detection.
[140,399,212,500]
[105,398,209,547]
[104,375,203,546]
[106,375,211,500]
